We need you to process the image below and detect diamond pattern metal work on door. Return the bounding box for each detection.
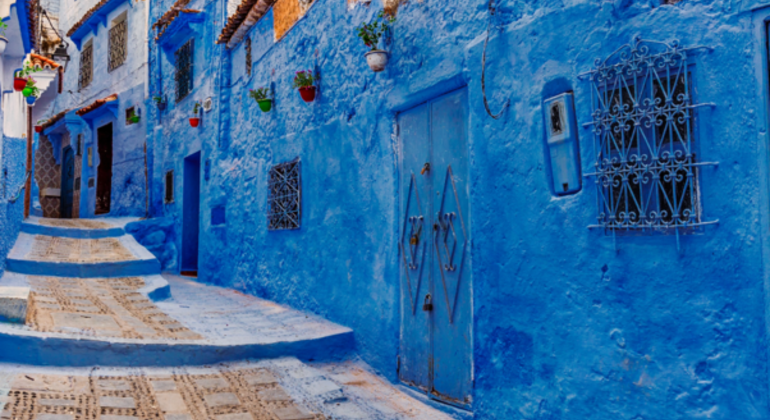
[434,165,468,325]
[399,174,427,315]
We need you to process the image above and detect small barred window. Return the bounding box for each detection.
[165,170,174,203]
[174,39,194,102]
[267,158,301,230]
[79,41,93,89]
[584,39,716,234]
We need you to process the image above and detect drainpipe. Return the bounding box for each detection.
[24,105,31,218]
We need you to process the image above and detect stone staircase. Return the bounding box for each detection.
[0,217,456,420]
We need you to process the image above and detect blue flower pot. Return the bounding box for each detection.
[25,96,36,105]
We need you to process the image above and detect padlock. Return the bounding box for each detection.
[422,294,433,311]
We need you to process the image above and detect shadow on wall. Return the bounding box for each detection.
[125,217,177,271]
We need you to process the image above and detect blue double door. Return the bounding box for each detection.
[398,88,472,408]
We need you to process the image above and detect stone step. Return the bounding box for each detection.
[0,274,353,367]
[0,357,455,420]
[20,216,136,239]
[5,233,160,278]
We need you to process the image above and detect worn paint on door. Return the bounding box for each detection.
[398,88,472,409]
[60,146,75,219]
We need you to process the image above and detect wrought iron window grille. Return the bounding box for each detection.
[267,158,301,230]
[245,36,252,77]
[78,43,93,90]
[174,39,194,102]
[580,38,718,247]
[108,18,127,72]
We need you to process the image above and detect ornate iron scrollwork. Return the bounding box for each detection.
[399,173,426,315]
[174,39,194,102]
[583,38,717,235]
[78,43,93,90]
[108,19,127,72]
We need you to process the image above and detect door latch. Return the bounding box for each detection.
[422,294,433,311]
[420,162,431,175]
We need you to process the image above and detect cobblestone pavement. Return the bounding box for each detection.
[0,358,455,420]
[25,277,201,340]
[35,219,114,229]
[25,237,136,264]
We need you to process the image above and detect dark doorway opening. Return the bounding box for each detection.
[95,123,113,215]
[60,146,74,218]
[181,151,201,275]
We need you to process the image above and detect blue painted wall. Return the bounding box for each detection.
[0,137,30,277]
[146,0,770,418]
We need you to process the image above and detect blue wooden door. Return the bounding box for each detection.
[398,88,472,408]
[60,146,75,219]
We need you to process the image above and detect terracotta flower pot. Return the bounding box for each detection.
[13,78,26,91]
[34,126,42,133]
[258,99,272,112]
[299,86,316,103]
[365,50,389,72]
[189,117,200,128]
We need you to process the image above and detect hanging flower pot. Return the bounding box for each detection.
[189,101,201,128]
[365,50,389,72]
[14,77,27,91]
[34,125,43,133]
[258,99,273,112]
[22,87,32,97]
[153,95,167,111]
[299,86,316,103]
[293,71,317,103]
[0,36,8,55]
[249,87,273,112]
[26,95,36,106]
[357,11,396,72]
[157,102,167,111]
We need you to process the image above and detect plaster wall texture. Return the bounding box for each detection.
[146,0,770,418]
[40,0,148,217]
[0,136,29,278]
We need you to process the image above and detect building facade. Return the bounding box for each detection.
[15,0,770,417]
[35,0,148,218]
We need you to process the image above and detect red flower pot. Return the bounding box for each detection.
[299,86,316,103]
[189,117,200,128]
[34,126,42,133]
[13,78,26,91]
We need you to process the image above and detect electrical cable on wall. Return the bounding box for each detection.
[481,0,508,119]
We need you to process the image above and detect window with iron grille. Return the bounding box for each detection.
[78,41,93,89]
[165,170,174,203]
[108,15,127,72]
[245,36,252,76]
[267,158,301,230]
[174,39,194,102]
[583,39,717,235]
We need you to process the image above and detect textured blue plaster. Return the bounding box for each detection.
[0,137,28,279]
[125,217,178,271]
[143,0,770,418]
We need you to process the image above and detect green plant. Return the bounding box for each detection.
[127,109,140,123]
[36,119,48,125]
[248,87,270,101]
[292,71,315,89]
[356,11,395,51]
[19,61,42,78]
[152,96,165,104]
[192,101,201,115]
[25,78,40,98]
[0,21,7,38]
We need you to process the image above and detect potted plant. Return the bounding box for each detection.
[189,101,201,127]
[22,78,39,100]
[357,11,396,72]
[14,62,40,92]
[249,87,272,112]
[35,119,47,133]
[293,70,316,103]
[153,96,167,111]
[127,108,140,124]
[0,21,8,55]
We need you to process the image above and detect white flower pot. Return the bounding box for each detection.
[365,50,389,72]
[0,37,8,55]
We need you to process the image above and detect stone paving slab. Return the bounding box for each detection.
[0,274,353,366]
[6,234,160,278]
[0,358,456,420]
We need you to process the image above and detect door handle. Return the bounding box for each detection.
[422,294,433,311]
[420,162,430,175]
